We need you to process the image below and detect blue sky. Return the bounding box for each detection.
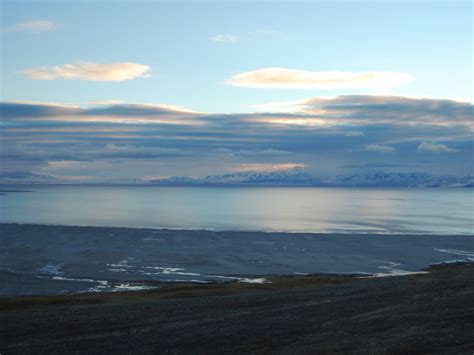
[1,1,473,182]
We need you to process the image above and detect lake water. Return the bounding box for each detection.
[1,185,473,235]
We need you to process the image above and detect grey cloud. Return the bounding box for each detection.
[1,96,473,180]
[417,141,460,154]
[301,95,473,126]
[340,163,420,169]
[365,144,396,153]
[0,102,82,118]
[83,104,192,117]
[0,102,196,122]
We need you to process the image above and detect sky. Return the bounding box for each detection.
[1,0,473,182]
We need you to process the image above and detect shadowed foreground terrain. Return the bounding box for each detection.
[1,263,473,354]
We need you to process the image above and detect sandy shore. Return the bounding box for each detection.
[1,262,473,354]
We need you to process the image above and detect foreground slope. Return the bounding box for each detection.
[1,263,473,354]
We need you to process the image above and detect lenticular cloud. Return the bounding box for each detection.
[24,62,150,82]
[229,67,413,90]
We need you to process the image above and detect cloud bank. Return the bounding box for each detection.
[229,68,414,89]
[23,62,151,81]
[417,141,459,154]
[4,20,60,33]
[1,95,472,181]
[230,163,307,173]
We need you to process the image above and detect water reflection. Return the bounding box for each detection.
[1,186,473,235]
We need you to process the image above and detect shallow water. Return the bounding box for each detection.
[1,224,473,296]
[1,185,473,235]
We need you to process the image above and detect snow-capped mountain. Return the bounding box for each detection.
[322,172,474,187]
[1,170,472,187]
[151,171,316,186]
[151,171,473,187]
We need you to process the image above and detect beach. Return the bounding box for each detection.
[1,262,473,353]
[1,224,473,353]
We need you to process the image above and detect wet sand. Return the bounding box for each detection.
[1,262,474,354]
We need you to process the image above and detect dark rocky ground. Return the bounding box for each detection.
[1,262,473,354]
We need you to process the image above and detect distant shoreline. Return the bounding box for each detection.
[1,182,473,188]
[1,222,472,237]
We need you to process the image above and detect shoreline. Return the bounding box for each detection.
[1,223,473,297]
[1,222,472,237]
[2,261,467,304]
[1,262,473,353]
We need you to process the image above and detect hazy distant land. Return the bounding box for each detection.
[1,171,473,187]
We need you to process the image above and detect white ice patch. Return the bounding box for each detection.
[237,278,271,284]
[140,266,200,276]
[435,248,474,261]
[162,270,200,276]
[205,275,237,280]
[107,263,134,268]
[39,263,64,276]
[111,283,156,292]
[372,261,428,277]
[52,276,99,283]
[107,258,137,268]
[108,268,128,272]
[144,266,184,272]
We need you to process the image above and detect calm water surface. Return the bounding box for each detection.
[1,186,473,235]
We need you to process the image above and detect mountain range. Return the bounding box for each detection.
[151,171,474,187]
[1,171,473,187]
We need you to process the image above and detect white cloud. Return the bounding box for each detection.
[4,20,61,33]
[229,68,413,90]
[209,34,239,43]
[252,99,310,113]
[230,163,306,172]
[23,62,150,82]
[366,144,396,153]
[417,141,459,153]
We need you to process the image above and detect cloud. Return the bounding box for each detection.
[255,95,473,129]
[230,163,307,173]
[3,20,60,33]
[229,68,413,89]
[366,144,396,153]
[417,141,459,153]
[1,95,472,181]
[209,34,239,43]
[0,102,201,126]
[23,62,150,81]
[100,144,187,158]
[340,163,419,169]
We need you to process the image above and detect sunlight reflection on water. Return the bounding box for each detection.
[1,186,473,235]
